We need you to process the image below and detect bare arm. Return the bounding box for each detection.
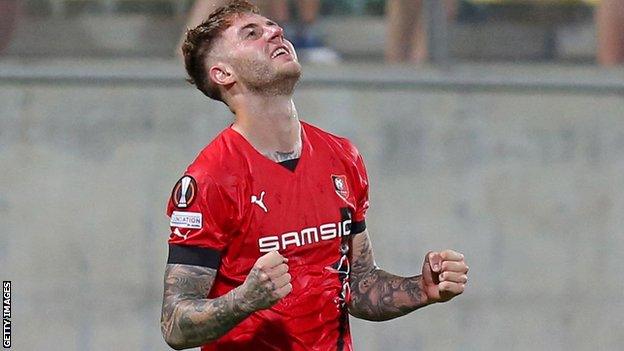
[348,230,430,321]
[161,264,252,349]
[161,252,292,349]
[348,230,468,321]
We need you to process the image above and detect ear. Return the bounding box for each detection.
[208,63,236,87]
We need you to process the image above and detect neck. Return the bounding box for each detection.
[231,95,301,162]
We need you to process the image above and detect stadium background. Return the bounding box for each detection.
[1,0,623,350]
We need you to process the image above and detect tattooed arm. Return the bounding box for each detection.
[348,230,429,321]
[348,230,468,321]
[161,251,292,350]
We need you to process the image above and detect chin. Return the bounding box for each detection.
[280,61,302,79]
[242,60,302,95]
[267,68,301,96]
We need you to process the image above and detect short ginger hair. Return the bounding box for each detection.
[182,0,260,102]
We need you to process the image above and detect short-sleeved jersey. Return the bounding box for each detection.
[166,121,369,351]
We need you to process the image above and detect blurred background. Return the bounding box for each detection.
[1,0,623,350]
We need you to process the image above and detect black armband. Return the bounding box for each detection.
[351,220,366,235]
[167,244,221,269]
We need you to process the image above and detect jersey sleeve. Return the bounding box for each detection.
[350,148,370,235]
[165,173,239,268]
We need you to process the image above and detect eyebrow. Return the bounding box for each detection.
[239,23,258,33]
[239,20,278,33]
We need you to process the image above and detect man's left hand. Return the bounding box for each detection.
[421,250,468,304]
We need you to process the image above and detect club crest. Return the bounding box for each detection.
[331,175,349,200]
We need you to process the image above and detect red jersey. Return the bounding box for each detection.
[166,121,369,351]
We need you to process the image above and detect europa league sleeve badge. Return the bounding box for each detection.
[172,175,198,209]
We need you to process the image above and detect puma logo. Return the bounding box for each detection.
[171,227,190,240]
[251,191,268,213]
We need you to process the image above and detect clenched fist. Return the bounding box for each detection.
[421,250,468,303]
[239,251,292,312]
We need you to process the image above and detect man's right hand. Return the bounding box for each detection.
[239,251,292,312]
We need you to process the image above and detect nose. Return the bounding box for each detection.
[267,24,284,42]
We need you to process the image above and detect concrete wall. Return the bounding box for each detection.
[1,62,623,351]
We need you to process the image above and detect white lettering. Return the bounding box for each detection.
[320,223,337,240]
[343,219,352,236]
[2,280,9,348]
[300,227,319,245]
[258,236,280,253]
[258,218,353,253]
[281,232,301,249]
[3,319,9,346]
[2,281,9,320]
[170,211,202,229]
[337,220,343,237]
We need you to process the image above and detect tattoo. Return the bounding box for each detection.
[160,264,253,349]
[265,149,301,162]
[236,266,280,311]
[264,133,302,163]
[348,231,430,321]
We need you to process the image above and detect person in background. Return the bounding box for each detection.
[385,0,457,63]
[266,0,340,63]
[180,0,339,63]
[0,0,20,55]
[594,0,624,66]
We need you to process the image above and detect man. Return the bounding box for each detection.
[161,1,469,350]
[595,0,624,66]
[385,0,457,63]
[0,0,19,55]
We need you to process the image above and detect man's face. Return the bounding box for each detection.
[216,13,302,95]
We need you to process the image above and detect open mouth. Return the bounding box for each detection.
[271,46,290,59]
